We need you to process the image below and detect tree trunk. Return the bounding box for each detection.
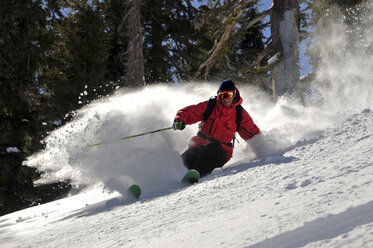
[270,0,300,99]
[148,0,165,83]
[123,0,144,87]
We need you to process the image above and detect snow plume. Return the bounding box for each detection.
[309,1,373,114]
[22,82,334,195]
[25,2,373,196]
[25,84,215,194]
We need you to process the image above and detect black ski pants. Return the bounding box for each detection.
[181,141,227,177]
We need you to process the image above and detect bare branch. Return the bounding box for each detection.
[193,2,270,79]
[194,8,244,79]
[249,42,273,68]
[242,8,272,30]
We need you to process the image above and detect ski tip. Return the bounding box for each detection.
[128,184,141,199]
[182,169,200,184]
[188,169,200,177]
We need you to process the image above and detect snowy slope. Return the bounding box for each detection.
[0,107,372,248]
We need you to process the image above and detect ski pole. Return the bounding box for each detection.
[88,126,173,147]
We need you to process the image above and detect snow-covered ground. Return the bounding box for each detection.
[0,104,372,248]
[1,2,373,247]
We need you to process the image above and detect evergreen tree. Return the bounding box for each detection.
[61,0,109,106]
[165,1,213,82]
[42,0,116,122]
[103,0,128,83]
[141,0,169,83]
[140,0,210,84]
[0,0,68,215]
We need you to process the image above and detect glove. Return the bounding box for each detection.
[172,120,185,130]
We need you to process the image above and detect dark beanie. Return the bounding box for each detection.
[218,79,236,91]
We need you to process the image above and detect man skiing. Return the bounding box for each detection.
[173,80,260,177]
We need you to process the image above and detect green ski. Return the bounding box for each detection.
[128,184,141,199]
[181,169,200,185]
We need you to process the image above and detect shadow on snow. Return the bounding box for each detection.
[248,200,373,248]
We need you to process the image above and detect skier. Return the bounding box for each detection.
[173,80,260,177]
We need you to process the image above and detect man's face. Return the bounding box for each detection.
[218,90,235,107]
[222,96,234,106]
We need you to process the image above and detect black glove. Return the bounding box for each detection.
[172,120,185,130]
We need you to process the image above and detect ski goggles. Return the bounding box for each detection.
[218,90,235,99]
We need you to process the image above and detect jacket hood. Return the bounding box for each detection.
[232,88,243,106]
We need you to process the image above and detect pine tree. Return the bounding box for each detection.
[44,0,111,118]
[140,0,210,83]
[103,0,128,83]
[0,0,58,215]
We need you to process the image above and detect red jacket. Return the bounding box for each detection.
[174,90,260,161]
